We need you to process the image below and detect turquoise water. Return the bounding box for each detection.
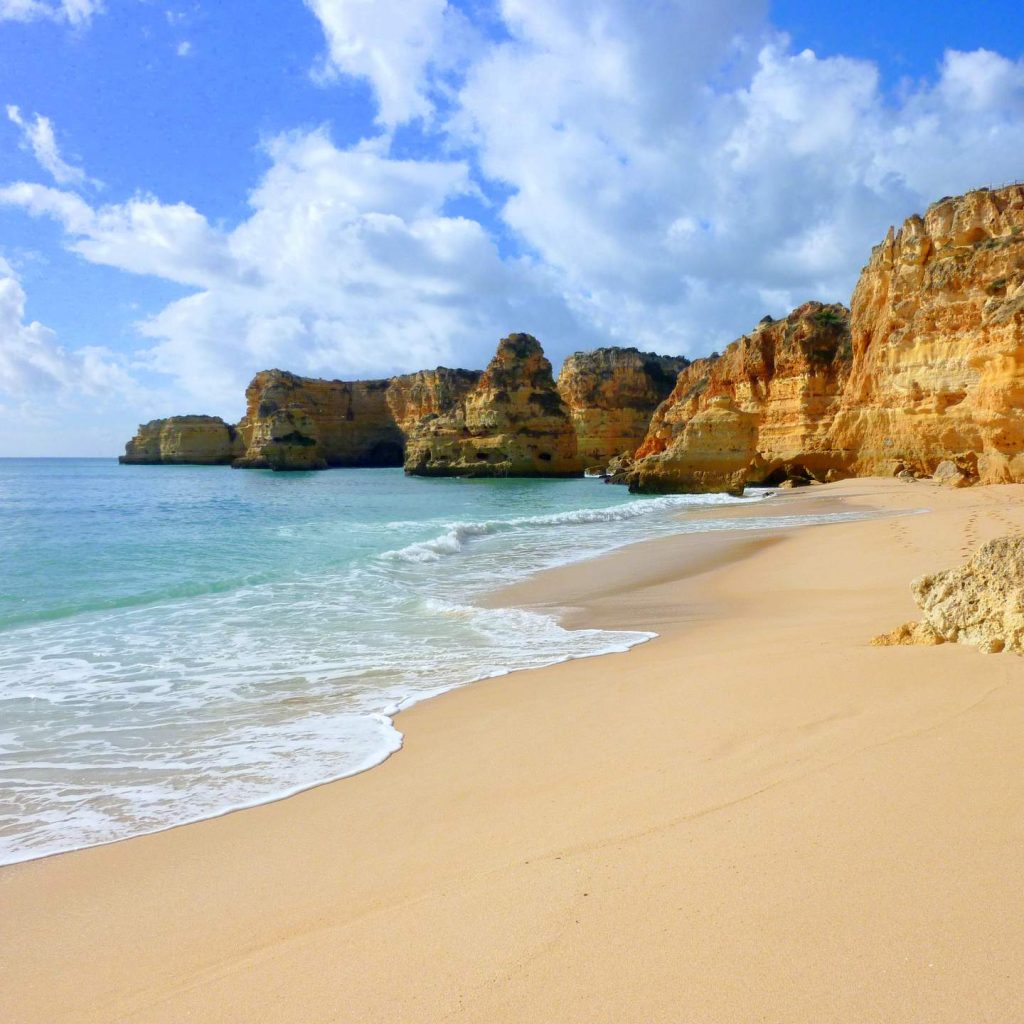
[0,460,860,865]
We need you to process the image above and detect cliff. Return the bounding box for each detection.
[386,367,483,435]
[404,334,582,477]
[828,184,1024,483]
[119,416,243,465]
[628,302,852,494]
[233,371,404,470]
[556,348,689,469]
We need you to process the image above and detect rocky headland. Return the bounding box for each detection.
[556,348,688,470]
[122,183,1024,491]
[623,182,1024,493]
[403,334,580,477]
[120,416,243,465]
[624,302,852,494]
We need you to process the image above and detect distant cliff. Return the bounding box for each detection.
[556,348,688,469]
[627,302,852,494]
[233,370,404,471]
[119,416,243,465]
[386,367,483,437]
[404,334,582,477]
[120,183,1024,489]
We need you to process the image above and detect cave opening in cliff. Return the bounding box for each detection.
[359,441,404,467]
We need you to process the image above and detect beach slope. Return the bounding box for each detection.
[2,478,1023,1023]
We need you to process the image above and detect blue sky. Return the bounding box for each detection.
[1,0,1023,455]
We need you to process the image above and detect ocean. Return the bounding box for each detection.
[0,459,862,864]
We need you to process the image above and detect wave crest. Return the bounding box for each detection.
[380,492,749,563]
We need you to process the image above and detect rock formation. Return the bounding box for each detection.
[385,367,482,435]
[829,184,1024,484]
[404,334,582,477]
[119,416,243,465]
[873,535,1024,655]
[121,184,1024,487]
[555,348,688,470]
[233,370,405,470]
[627,302,852,494]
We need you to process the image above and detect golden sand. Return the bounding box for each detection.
[2,478,1023,1022]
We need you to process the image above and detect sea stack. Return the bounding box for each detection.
[232,370,405,470]
[119,416,243,465]
[404,333,582,477]
[556,347,688,471]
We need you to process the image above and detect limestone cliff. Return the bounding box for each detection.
[404,334,582,477]
[828,184,1024,483]
[119,416,243,465]
[874,535,1024,655]
[556,348,688,469]
[386,367,482,435]
[234,370,404,470]
[628,302,852,494]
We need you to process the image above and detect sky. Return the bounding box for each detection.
[1,1,1023,455]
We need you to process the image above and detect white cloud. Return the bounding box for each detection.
[0,258,137,399]
[0,129,589,409]
[5,0,1024,453]
[0,0,104,26]
[305,0,477,126]
[6,106,95,187]
[176,40,192,57]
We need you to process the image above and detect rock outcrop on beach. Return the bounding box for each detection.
[830,184,1024,484]
[873,535,1024,654]
[404,334,582,477]
[233,370,405,470]
[627,302,852,494]
[119,416,243,465]
[555,348,688,470]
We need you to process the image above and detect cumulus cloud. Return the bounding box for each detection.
[307,0,1024,354]
[5,0,1024,440]
[0,258,138,399]
[0,130,589,408]
[305,0,478,126]
[0,0,103,26]
[6,106,95,187]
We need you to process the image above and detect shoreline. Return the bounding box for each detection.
[0,485,817,869]
[3,478,1024,1022]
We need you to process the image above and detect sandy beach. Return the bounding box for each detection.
[2,477,1023,1023]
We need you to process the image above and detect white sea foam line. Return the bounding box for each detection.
[0,614,656,866]
[380,491,755,563]
[0,496,890,866]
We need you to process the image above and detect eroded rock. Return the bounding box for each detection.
[627,301,852,494]
[874,535,1024,654]
[404,334,582,477]
[556,348,688,470]
[120,416,243,465]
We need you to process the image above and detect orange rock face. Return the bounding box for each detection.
[828,184,1024,483]
[555,348,688,469]
[234,370,405,470]
[385,367,482,434]
[119,416,243,465]
[629,302,852,493]
[404,334,582,477]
